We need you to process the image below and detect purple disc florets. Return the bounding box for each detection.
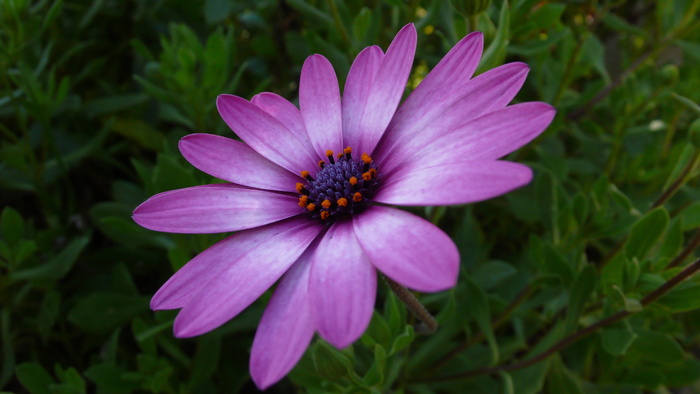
[296,147,379,222]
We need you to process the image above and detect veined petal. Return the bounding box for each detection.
[132,184,300,234]
[310,221,376,348]
[375,160,533,206]
[217,94,318,174]
[250,247,316,390]
[349,23,417,156]
[398,102,556,172]
[252,92,312,148]
[172,217,323,337]
[354,206,459,292]
[342,45,384,150]
[377,62,530,173]
[179,133,300,191]
[300,54,343,159]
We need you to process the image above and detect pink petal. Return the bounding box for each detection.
[354,206,459,292]
[399,102,556,172]
[217,94,318,174]
[178,133,300,191]
[376,62,530,173]
[309,221,376,348]
[250,248,316,390]
[172,217,323,337]
[300,54,343,159]
[375,160,533,206]
[346,23,417,156]
[342,45,384,150]
[251,92,312,149]
[132,184,300,234]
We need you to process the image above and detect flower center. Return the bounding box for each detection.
[296,147,380,222]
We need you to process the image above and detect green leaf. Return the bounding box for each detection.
[658,283,700,312]
[680,201,700,231]
[600,320,637,355]
[624,207,669,260]
[0,206,24,246]
[464,275,499,366]
[353,7,372,43]
[564,264,596,333]
[311,340,355,382]
[389,324,415,355]
[361,311,392,350]
[16,363,54,394]
[477,0,509,73]
[627,329,685,364]
[471,260,518,291]
[546,356,583,394]
[84,363,140,393]
[68,292,150,333]
[510,360,549,394]
[11,236,90,281]
[362,344,386,387]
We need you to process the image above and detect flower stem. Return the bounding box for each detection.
[381,274,438,335]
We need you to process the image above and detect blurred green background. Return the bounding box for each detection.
[1,0,700,392]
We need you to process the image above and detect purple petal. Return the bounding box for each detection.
[300,54,343,159]
[251,92,312,148]
[178,133,300,191]
[346,23,417,156]
[395,102,556,173]
[217,94,318,174]
[354,206,459,292]
[342,45,384,150]
[309,221,376,348]
[375,160,533,206]
[250,248,316,390]
[172,216,322,337]
[376,62,530,172]
[132,184,300,234]
[150,218,316,310]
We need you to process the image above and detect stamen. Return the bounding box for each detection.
[337,198,348,207]
[343,146,352,160]
[307,203,316,212]
[320,211,330,220]
[326,150,335,164]
[298,195,308,207]
[353,192,363,202]
[362,172,373,181]
[349,177,358,186]
[318,160,325,169]
[337,152,344,159]
[301,170,314,181]
[321,199,331,209]
[296,183,309,195]
[361,153,372,171]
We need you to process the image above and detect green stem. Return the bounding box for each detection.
[381,274,438,335]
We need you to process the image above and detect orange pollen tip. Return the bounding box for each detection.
[362,172,372,181]
[337,198,348,207]
[337,152,343,159]
[325,150,334,157]
[320,211,330,220]
[353,192,363,202]
[318,160,325,168]
[301,170,310,178]
[361,153,372,164]
[307,203,316,211]
[349,177,358,185]
[343,146,352,154]
[298,196,308,207]
[321,199,331,209]
[369,168,377,176]
[295,183,304,193]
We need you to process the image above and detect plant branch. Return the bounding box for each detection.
[414,258,700,382]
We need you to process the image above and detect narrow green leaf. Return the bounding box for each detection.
[0,206,24,246]
[11,236,90,281]
[600,320,637,355]
[464,275,499,366]
[624,207,669,260]
[16,363,54,394]
[477,0,509,73]
[658,283,700,312]
[564,264,596,333]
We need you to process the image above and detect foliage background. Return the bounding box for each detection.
[2,0,700,392]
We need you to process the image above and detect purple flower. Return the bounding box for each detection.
[133,24,555,389]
